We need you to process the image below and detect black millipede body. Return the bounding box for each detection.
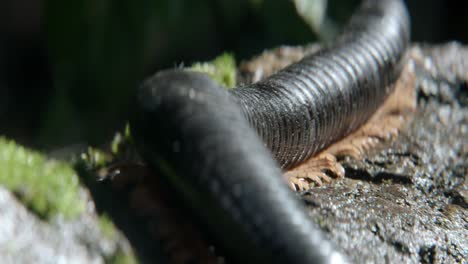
[132,0,410,263]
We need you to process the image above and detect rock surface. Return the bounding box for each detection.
[302,43,467,263]
[0,185,135,264]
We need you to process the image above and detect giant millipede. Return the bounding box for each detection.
[131,0,411,263]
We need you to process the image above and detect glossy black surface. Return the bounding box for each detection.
[132,0,410,263]
[233,0,410,168]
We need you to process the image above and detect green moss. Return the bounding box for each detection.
[98,213,118,240]
[111,123,133,156]
[108,248,139,264]
[80,146,111,168]
[190,52,237,88]
[0,137,85,219]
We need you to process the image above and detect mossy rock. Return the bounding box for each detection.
[0,137,85,219]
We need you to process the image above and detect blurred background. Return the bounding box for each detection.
[0,0,467,150]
